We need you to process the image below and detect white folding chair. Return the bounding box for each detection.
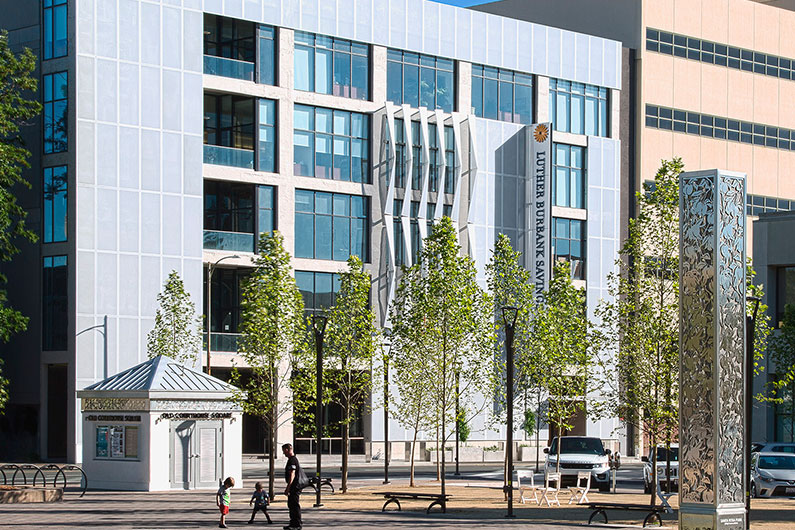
[656,474,677,513]
[540,472,561,507]
[567,471,591,504]
[517,470,539,504]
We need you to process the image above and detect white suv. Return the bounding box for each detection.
[642,445,678,494]
[544,436,612,492]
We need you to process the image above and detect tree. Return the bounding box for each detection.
[229,231,306,499]
[534,261,594,472]
[146,271,202,365]
[485,234,536,494]
[390,217,494,500]
[768,304,795,440]
[324,256,379,493]
[0,32,42,414]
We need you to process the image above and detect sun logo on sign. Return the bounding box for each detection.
[533,124,549,143]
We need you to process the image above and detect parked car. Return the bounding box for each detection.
[544,436,611,492]
[751,452,795,497]
[752,442,795,454]
[642,445,678,494]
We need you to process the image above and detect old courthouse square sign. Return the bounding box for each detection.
[528,123,551,302]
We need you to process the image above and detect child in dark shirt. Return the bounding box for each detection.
[248,481,272,524]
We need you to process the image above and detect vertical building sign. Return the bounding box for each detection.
[527,123,551,302]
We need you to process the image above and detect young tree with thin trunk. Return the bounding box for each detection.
[391,217,494,500]
[534,261,593,473]
[147,271,202,365]
[0,32,41,414]
[229,231,306,499]
[324,256,378,493]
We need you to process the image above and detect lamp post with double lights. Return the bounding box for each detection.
[746,295,761,530]
[206,254,240,375]
[502,306,519,518]
[313,313,328,508]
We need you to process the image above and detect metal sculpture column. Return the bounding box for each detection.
[679,170,747,530]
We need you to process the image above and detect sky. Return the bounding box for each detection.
[431,0,492,6]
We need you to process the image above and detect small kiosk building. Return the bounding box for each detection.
[78,355,242,491]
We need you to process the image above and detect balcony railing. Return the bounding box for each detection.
[203,144,254,169]
[204,332,242,353]
[203,230,255,253]
[203,55,255,82]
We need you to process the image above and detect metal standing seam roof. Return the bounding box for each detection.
[83,355,235,393]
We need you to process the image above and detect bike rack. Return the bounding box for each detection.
[0,463,88,497]
[54,465,88,497]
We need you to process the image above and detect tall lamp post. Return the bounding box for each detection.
[746,295,761,530]
[502,306,518,519]
[382,330,392,484]
[77,315,108,378]
[206,254,240,376]
[313,314,328,508]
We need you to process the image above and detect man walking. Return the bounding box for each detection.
[282,443,302,530]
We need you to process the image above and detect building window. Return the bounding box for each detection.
[393,199,404,266]
[410,201,421,263]
[387,50,454,112]
[204,94,255,169]
[43,72,68,154]
[43,0,67,60]
[552,218,585,280]
[43,255,67,351]
[294,32,369,100]
[258,99,276,172]
[389,118,407,188]
[295,190,369,261]
[550,79,609,137]
[443,204,453,218]
[410,121,422,190]
[258,25,276,85]
[427,202,436,230]
[95,425,138,459]
[43,166,67,243]
[295,271,340,317]
[777,267,795,326]
[471,65,533,124]
[553,144,586,209]
[427,123,440,193]
[258,185,275,236]
[203,14,256,82]
[204,267,248,352]
[293,105,369,182]
[444,126,455,194]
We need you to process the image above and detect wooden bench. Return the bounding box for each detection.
[587,502,666,528]
[373,492,452,514]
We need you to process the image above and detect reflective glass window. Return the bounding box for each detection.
[550,79,609,137]
[43,0,68,60]
[294,105,369,182]
[387,50,454,112]
[294,190,369,261]
[472,66,533,124]
[43,72,68,154]
[295,31,369,100]
[552,218,585,280]
[43,166,68,243]
[553,144,586,209]
[43,255,68,351]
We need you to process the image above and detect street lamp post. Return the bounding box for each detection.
[382,331,392,485]
[502,306,519,519]
[313,314,328,508]
[77,315,108,378]
[746,295,761,530]
[206,254,240,376]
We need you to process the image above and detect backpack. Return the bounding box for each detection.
[296,466,311,491]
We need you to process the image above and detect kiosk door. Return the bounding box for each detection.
[170,420,223,489]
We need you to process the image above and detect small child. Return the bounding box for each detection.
[216,477,235,529]
[248,481,272,524]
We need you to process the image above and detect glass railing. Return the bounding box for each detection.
[203,55,255,82]
[204,332,242,353]
[203,230,255,253]
[203,144,254,169]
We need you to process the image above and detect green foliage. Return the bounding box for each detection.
[456,407,470,443]
[390,217,495,488]
[768,304,795,439]
[146,271,202,365]
[522,408,536,438]
[0,32,42,414]
[228,231,306,498]
[323,256,379,492]
[534,261,594,468]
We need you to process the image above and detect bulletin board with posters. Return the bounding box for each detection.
[94,425,139,460]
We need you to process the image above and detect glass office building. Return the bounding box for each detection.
[0,0,621,463]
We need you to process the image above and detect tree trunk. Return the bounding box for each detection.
[342,403,349,493]
[435,424,440,481]
[268,363,278,499]
[503,442,509,500]
[410,428,418,487]
[650,434,658,507]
